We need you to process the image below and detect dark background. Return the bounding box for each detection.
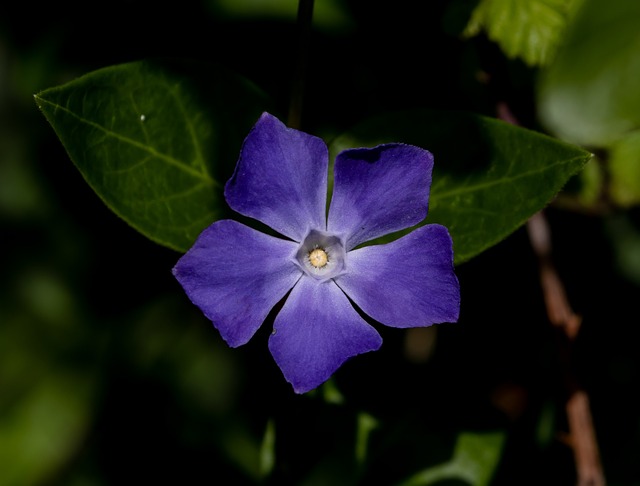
[1,1,638,484]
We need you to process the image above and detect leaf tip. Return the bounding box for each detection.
[33,92,46,111]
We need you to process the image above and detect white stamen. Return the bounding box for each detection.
[294,229,346,281]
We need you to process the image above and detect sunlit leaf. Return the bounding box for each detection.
[329,109,591,264]
[463,0,579,66]
[396,431,506,486]
[35,59,271,252]
[537,0,640,146]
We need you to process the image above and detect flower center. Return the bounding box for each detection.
[308,248,328,268]
[295,229,346,281]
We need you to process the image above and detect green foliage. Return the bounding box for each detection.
[208,0,353,33]
[0,268,97,486]
[329,109,591,264]
[606,214,640,286]
[35,62,590,263]
[396,431,506,486]
[537,0,640,207]
[259,419,277,478]
[537,0,640,146]
[356,412,379,465]
[0,371,95,486]
[35,59,271,252]
[15,1,639,482]
[609,131,640,207]
[463,0,579,66]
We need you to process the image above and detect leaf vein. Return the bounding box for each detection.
[166,82,209,177]
[36,96,216,185]
[139,182,211,206]
[432,155,585,202]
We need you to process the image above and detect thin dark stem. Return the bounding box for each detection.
[288,0,314,129]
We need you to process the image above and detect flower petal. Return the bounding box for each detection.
[269,277,382,393]
[335,224,460,328]
[225,112,328,242]
[172,220,301,347]
[328,143,433,249]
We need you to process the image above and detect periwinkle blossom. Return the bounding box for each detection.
[172,112,460,393]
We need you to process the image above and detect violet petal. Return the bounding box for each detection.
[172,220,301,347]
[328,143,433,249]
[335,224,460,328]
[225,112,328,242]
[269,277,382,393]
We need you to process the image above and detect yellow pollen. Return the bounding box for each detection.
[309,248,329,268]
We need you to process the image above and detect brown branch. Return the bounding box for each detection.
[527,212,605,486]
[496,101,605,485]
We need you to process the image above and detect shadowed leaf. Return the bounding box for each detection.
[396,431,506,486]
[329,109,591,264]
[35,59,272,252]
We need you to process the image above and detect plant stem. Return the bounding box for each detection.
[527,212,605,486]
[288,0,314,129]
[498,101,606,486]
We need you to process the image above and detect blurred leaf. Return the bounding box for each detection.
[17,268,76,329]
[609,130,640,207]
[329,109,591,264]
[605,214,640,286]
[537,0,640,146]
[321,378,346,405]
[0,263,98,486]
[220,424,264,481]
[535,400,557,447]
[574,156,604,207]
[396,431,506,486]
[208,0,353,33]
[259,419,276,478]
[0,128,46,218]
[35,59,271,252]
[356,412,379,465]
[0,371,94,486]
[463,0,579,66]
[127,296,240,415]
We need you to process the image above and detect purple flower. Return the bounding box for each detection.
[172,112,460,393]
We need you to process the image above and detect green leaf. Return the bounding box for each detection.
[35,59,271,252]
[0,371,95,486]
[537,0,640,146]
[355,412,379,465]
[329,109,591,264]
[395,431,506,486]
[605,214,640,286]
[463,0,580,66]
[0,264,99,486]
[574,156,604,208]
[609,130,640,207]
[259,419,276,478]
